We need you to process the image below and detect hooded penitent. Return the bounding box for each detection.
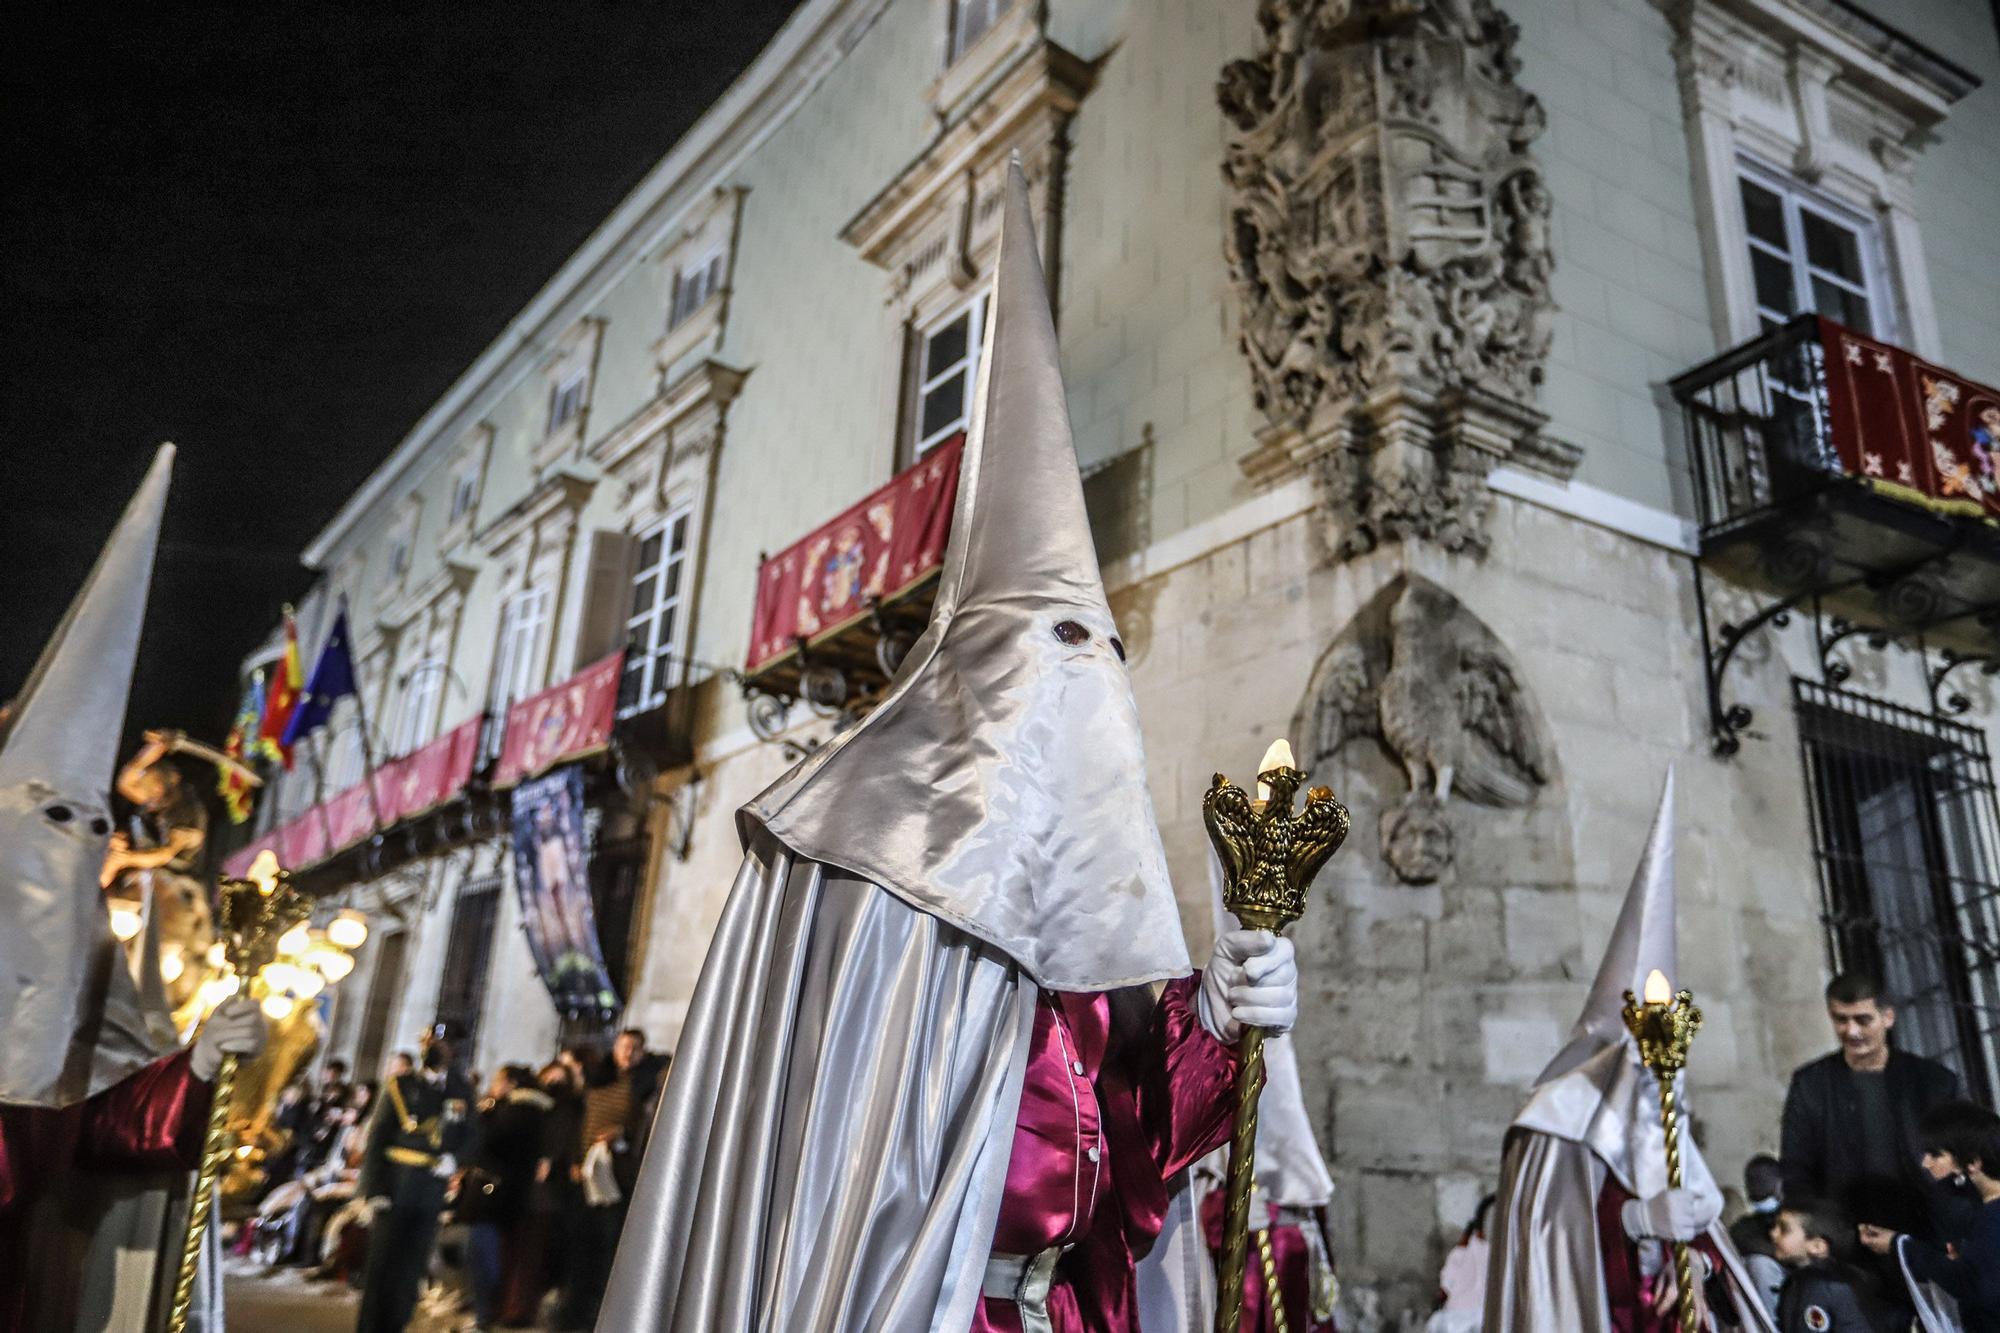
[0,445,175,1111]
[599,162,1202,1333]
[1485,769,1774,1332]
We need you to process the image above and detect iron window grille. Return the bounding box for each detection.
[1796,679,2000,1104]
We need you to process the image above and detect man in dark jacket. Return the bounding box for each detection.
[1780,972,1966,1241]
[462,1065,550,1329]
[355,1038,477,1332]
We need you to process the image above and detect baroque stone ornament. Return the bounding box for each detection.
[1219,0,1566,559]
[1297,575,1549,883]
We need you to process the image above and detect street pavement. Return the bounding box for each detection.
[222,1259,471,1332]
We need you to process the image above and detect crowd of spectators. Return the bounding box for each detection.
[236,1027,670,1332]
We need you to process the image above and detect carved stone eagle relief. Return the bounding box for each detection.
[1298,575,1549,883]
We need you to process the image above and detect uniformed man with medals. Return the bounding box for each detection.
[355,1037,477,1332]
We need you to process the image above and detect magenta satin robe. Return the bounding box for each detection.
[0,1049,211,1331]
[971,975,1239,1333]
[1198,1189,1335,1333]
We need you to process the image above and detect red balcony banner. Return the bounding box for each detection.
[381,717,482,821]
[221,715,486,878]
[1820,317,2000,521]
[493,650,626,788]
[746,432,963,673]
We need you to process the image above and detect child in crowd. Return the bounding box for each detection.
[1731,1152,1785,1319]
[1861,1101,2000,1332]
[1770,1198,1902,1333]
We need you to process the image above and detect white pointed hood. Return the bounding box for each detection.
[1510,767,1720,1204]
[745,162,1190,991]
[0,445,175,1108]
[1539,765,1678,1086]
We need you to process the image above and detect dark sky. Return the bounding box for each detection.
[1,1,803,750]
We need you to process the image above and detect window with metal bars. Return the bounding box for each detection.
[433,882,502,1059]
[1795,680,2000,1104]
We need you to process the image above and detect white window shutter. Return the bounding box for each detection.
[576,528,642,669]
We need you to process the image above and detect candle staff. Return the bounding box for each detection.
[1201,743,1348,1333]
[1485,771,1775,1332]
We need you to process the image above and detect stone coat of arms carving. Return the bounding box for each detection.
[1220,0,1568,558]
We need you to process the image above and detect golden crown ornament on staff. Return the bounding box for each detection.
[1203,739,1350,1333]
[1622,968,1704,1333]
[165,850,319,1333]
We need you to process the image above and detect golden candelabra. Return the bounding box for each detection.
[1620,972,1704,1333]
[1202,741,1349,1333]
[166,856,313,1333]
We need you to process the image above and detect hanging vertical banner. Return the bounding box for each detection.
[508,765,618,1016]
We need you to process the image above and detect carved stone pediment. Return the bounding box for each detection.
[1220,0,1565,559]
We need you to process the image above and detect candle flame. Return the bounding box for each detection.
[1255,738,1296,805]
[248,850,281,895]
[1643,968,1672,1005]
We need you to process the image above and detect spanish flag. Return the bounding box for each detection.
[255,612,303,769]
[219,671,264,822]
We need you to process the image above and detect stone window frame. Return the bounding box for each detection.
[843,18,1090,479]
[373,560,476,761]
[382,497,421,597]
[535,319,605,471]
[651,186,746,382]
[439,423,493,553]
[908,287,991,465]
[929,0,1040,120]
[1661,0,1979,358]
[616,500,697,720]
[476,471,594,759]
[1735,155,1895,338]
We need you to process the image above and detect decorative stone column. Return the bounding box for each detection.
[1219,0,1569,559]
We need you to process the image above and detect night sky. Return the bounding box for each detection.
[1,1,803,752]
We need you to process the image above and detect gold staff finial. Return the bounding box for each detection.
[1621,968,1704,1333]
[1203,741,1348,1333]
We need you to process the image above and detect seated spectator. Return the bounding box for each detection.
[1730,1153,1785,1319]
[1770,1198,1901,1332]
[1862,1101,2000,1332]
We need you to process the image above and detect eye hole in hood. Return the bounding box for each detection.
[1052,620,1089,646]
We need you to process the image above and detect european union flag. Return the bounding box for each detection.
[282,608,358,747]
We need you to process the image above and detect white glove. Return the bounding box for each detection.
[433,1153,458,1180]
[1621,1187,1718,1242]
[1198,930,1299,1044]
[191,996,269,1081]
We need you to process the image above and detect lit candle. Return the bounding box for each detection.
[1254,738,1296,806]
[1644,968,1673,1005]
[248,849,281,895]
[327,908,369,950]
[108,903,143,942]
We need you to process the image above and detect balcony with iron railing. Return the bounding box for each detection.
[736,433,964,744]
[1674,314,2000,632]
[1671,315,2000,753]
